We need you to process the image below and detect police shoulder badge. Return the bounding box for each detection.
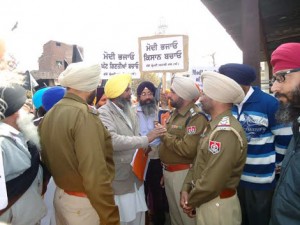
[187,126,196,135]
[208,140,221,154]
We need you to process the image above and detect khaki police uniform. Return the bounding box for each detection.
[159,102,208,225]
[40,93,119,225]
[182,110,247,225]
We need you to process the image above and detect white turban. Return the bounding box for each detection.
[58,62,101,92]
[201,71,245,104]
[171,75,200,101]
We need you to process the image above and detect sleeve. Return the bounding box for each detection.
[74,112,120,225]
[187,130,242,208]
[99,107,148,151]
[181,165,194,193]
[162,114,207,159]
[272,123,293,167]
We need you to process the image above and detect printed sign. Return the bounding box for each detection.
[190,66,218,88]
[100,50,140,79]
[139,35,189,73]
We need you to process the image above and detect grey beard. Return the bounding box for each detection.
[141,102,157,116]
[16,109,41,149]
[116,97,135,125]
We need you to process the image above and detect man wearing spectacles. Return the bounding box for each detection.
[219,63,292,225]
[136,81,169,225]
[271,68,300,84]
[269,42,300,225]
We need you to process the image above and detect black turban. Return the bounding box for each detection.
[137,81,156,96]
[0,84,27,118]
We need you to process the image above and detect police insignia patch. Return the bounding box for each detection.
[208,141,221,154]
[187,126,196,134]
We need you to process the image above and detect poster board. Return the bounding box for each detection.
[138,35,189,73]
[100,50,140,79]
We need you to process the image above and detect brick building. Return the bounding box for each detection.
[31,40,83,88]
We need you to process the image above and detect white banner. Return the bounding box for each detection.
[0,151,7,210]
[190,66,218,88]
[100,51,140,79]
[139,35,188,73]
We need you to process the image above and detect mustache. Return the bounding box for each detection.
[274,93,288,99]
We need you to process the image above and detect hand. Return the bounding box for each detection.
[160,175,165,188]
[180,191,195,217]
[144,146,152,156]
[147,126,166,142]
[275,165,281,174]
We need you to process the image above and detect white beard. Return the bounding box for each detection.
[16,108,41,149]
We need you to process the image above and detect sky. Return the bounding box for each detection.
[0,0,242,71]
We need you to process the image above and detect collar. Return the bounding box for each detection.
[177,102,196,116]
[0,122,20,135]
[241,86,254,104]
[64,92,87,104]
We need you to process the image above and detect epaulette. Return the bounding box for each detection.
[185,107,208,126]
[209,116,244,151]
[189,108,197,117]
[216,116,231,131]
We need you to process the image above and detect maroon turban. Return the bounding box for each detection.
[271,43,300,73]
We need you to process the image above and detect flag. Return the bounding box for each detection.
[22,71,38,90]
[72,45,83,63]
[63,59,69,70]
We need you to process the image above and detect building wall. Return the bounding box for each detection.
[38,40,83,73]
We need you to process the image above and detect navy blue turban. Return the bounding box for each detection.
[137,81,156,96]
[219,63,257,86]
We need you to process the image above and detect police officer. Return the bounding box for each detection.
[180,71,247,225]
[159,74,208,225]
[39,62,120,225]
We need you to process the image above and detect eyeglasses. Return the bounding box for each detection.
[271,68,300,84]
[140,92,153,97]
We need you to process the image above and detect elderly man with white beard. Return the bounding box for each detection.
[0,71,46,224]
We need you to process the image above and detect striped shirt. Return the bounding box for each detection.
[233,86,292,190]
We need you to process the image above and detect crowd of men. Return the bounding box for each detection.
[0,42,299,225]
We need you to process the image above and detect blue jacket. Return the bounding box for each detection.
[232,87,292,190]
[269,125,300,225]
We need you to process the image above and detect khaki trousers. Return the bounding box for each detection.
[196,193,241,225]
[54,187,99,225]
[163,169,196,225]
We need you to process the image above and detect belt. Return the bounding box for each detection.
[219,188,236,199]
[64,190,87,198]
[162,163,191,172]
